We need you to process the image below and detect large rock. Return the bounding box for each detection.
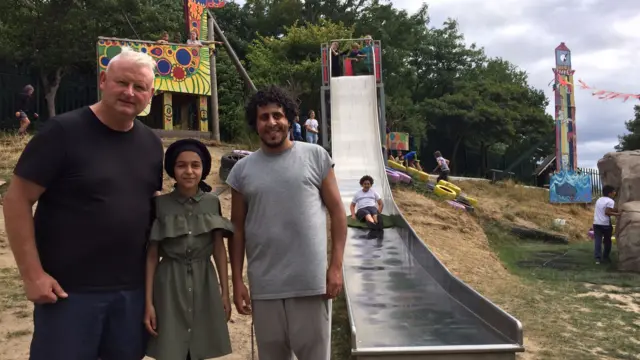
[598,150,640,272]
[617,202,640,272]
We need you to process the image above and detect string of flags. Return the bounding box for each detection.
[576,80,640,102]
[550,73,639,102]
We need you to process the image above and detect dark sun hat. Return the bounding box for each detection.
[164,138,213,192]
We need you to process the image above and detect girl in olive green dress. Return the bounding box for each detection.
[144,139,233,360]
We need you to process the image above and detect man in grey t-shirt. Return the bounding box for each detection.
[226,85,347,360]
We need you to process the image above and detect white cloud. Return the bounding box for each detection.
[416,0,640,169]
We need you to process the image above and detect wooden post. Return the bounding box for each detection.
[209,11,257,93]
[163,92,173,130]
[207,13,220,141]
[199,96,209,132]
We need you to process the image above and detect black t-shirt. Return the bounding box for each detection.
[13,106,164,292]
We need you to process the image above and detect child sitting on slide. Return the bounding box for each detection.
[350,175,384,232]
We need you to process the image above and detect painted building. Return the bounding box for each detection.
[96,0,225,133]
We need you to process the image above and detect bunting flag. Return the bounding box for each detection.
[557,73,571,88]
[548,73,573,90]
[576,80,640,102]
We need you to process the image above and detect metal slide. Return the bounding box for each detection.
[330,75,525,359]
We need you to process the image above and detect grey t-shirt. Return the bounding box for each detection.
[437,156,449,171]
[226,142,334,300]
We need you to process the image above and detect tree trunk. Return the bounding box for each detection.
[41,67,65,119]
[480,141,486,176]
[451,136,463,173]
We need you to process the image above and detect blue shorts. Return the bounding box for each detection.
[30,288,147,360]
[306,133,318,144]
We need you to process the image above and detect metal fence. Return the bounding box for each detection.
[578,167,602,198]
[0,62,96,130]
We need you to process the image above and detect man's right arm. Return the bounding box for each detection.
[605,202,621,217]
[4,120,65,281]
[229,189,247,284]
[3,177,46,279]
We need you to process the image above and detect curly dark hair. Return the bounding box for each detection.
[245,85,299,132]
[359,175,374,186]
[602,185,616,197]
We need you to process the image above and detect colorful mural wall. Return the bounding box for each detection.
[550,42,592,204]
[550,170,592,203]
[387,132,409,151]
[96,39,212,97]
[96,0,223,126]
[184,0,225,39]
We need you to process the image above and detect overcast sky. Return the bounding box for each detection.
[234,0,640,169]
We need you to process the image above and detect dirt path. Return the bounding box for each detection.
[0,145,257,359]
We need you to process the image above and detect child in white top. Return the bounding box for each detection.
[433,150,450,182]
[593,185,620,264]
[350,175,384,232]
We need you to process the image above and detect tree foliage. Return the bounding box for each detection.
[615,105,640,152]
[0,0,558,179]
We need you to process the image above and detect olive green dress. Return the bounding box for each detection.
[146,190,234,360]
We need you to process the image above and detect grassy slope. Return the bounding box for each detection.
[393,180,640,360]
[2,135,638,359]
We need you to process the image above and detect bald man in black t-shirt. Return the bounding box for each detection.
[3,47,164,360]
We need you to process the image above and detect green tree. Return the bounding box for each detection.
[0,0,183,118]
[615,105,640,151]
[246,19,354,113]
[216,50,249,141]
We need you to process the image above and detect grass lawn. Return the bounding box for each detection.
[330,293,352,360]
[484,222,640,360]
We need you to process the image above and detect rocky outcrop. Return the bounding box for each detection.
[598,150,640,272]
[617,202,640,272]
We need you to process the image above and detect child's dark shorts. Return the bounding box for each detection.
[356,206,378,221]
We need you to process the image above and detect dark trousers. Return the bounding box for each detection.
[30,288,147,360]
[437,170,450,183]
[593,224,613,261]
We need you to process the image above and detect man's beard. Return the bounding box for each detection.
[260,128,288,148]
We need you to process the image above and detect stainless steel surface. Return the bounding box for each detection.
[330,75,524,357]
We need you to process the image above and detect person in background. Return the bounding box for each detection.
[186,31,202,46]
[145,139,233,360]
[396,150,405,164]
[361,35,374,75]
[404,151,422,170]
[433,150,450,182]
[290,115,303,141]
[330,41,349,77]
[3,47,163,360]
[305,110,319,144]
[15,85,38,136]
[592,185,620,265]
[157,31,170,44]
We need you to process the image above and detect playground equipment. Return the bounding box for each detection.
[96,1,255,140]
[388,131,409,151]
[325,38,524,359]
[549,42,592,203]
[388,159,432,182]
[320,38,385,156]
